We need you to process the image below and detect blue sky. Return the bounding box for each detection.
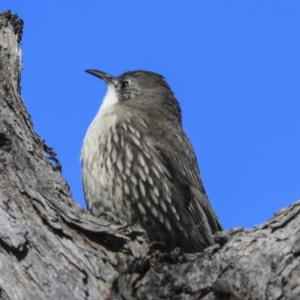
[2,2,300,230]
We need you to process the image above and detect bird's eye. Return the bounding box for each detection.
[120,81,129,89]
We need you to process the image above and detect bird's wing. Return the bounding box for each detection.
[148,140,222,246]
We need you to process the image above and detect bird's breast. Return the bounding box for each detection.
[81,109,149,222]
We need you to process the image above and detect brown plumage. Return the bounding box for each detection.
[81,69,222,253]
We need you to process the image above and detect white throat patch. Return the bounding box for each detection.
[99,84,118,112]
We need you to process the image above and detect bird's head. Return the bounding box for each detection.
[85,69,182,124]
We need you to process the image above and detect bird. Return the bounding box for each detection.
[81,69,222,253]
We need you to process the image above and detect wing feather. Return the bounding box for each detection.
[148,137,222,246]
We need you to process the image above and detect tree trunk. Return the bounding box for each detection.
[0,10,299,300]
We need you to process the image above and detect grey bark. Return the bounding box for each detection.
[0,10,299,300]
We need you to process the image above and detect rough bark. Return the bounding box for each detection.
[0,10,299,300]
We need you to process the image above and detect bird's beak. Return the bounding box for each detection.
[85,69,115,85]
